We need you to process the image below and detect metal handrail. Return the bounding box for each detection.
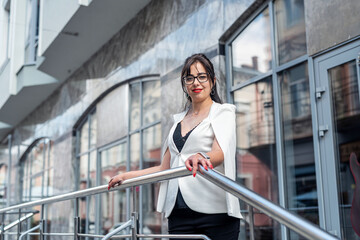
[200,167,338,240]
[0,212,37,233]
[0,166,339,240]
[19,224,40,240]
[102,219,133,240]
[0,167,191,214]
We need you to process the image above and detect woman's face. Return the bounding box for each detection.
[184,62,214,103]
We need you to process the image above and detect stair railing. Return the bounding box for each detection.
[0,166,339,240]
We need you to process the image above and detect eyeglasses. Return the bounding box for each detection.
[183,73,209,85]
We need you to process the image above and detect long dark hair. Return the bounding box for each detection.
[181,53,222,105]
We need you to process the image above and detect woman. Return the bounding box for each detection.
[108,53,241,240]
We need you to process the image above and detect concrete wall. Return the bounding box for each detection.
[305,0,360,55]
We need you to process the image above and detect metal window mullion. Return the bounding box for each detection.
[97,137,127,153]
[29,153,33,202]
[86,116,91,238]
[356,54,360,104]
[225,43,233,103]
[7,134,12,207]
[126,83,132,225]
[75,128,80,191]
[308,56,326,229]
[41,139,46,199]
[230,71,273,92]
[95,150,101,235]
[46,140,51,197]
[274,55,308,73]
[269,2,288,240]
[139,81,144,235]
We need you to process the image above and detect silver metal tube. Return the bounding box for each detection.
[43,233,75,236]
[0,167,191,214]
[137,234,211,239]
[199,168,338,240]
[248,206,255,240]
[19,224,40,240]
[79,233,132,238]
[0,166,340,240]
[101,219,132,240]
[0,212,35,233]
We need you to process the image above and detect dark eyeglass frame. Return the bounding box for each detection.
[182,73,209,85]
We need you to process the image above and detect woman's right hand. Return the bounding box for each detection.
[107,173,126,190]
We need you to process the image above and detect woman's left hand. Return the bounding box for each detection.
[185,154,213,177]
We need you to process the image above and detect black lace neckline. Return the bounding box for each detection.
[173,121,201,152]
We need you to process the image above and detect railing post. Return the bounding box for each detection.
[131,186,138,240]
[1,213,5,240]
[39,204,45,240]
[17,209,21,239]
[74,197,80,240]
[131,212,138,240]
[249,206,255,240]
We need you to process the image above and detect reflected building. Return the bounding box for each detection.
[0,0,360,239]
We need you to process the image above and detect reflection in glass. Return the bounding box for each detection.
[232,8,272,85]
[21,139,53,202]
[100,142,127,235]
[130,83,141,131]
[234,77,279,239]
[79,154,88,183]
[143,124,162,235]
[275,0,306,65]
[130,133,140,171]
[80,120,89,153]
[328,61,360,239]
[143,81,161,126]
[0,164,7,206]
[89,151,97,187]
[90,112,97,149]
[279,63,318,238]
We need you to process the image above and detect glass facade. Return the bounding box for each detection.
[75,77,161,236]
[129,79,162,235]
[275,0,306,65]
[0,0,359,239]
[0,163,7,207]
[234,78,279,239]
[231,7,272,86]
[328,60,360,239]
[228,0,310,238]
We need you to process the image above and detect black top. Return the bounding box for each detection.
[172,121,199,209]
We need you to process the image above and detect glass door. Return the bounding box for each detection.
[314,40,360,239]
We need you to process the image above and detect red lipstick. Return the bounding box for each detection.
[192,88,202,93]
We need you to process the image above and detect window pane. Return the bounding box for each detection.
[130,83,141,131]
[31,175,42,200]
[143,124,162,169]
[142,124,162,234]
[143,81,161,126]
[90,112,97,149]
[79,154,88,188]
[100,143,127,235]
[328,61,360,239]
[89,151,97,188]
[275,0,306,65]
[80,120,89,153]
[130,133,140,171]
[233,77,278,238]
[31,143,43,175]
[278,63,319,229]
[232,8,272,86]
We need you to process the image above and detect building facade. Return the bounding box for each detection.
[0,0,359,239]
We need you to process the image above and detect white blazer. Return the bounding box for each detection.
[156,102,242,219]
